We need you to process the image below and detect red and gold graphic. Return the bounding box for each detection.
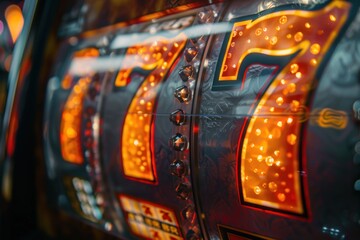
[60,48,99,164]
[119,195,183,240]
[216,1,350,214]
[118,34,186,182]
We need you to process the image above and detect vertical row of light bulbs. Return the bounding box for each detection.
[169,8,218,239]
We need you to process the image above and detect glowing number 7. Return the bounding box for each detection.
[213,1,351,215]
[116,33,187,183]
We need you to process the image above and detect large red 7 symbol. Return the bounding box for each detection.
[213,1,351,215]
[117,33,187,182]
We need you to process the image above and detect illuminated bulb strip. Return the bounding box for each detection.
[218,1,350,214]
[119,34,186,182]
[60,77,92,164]
[60,48,100,164]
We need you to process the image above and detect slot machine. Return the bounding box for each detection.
[2,0,360,239]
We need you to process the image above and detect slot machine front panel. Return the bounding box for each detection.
[42,0,360,239]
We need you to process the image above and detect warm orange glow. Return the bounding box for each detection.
[60,48,100,164]
[73,48,100,57]
[61,48,100,89]
[5,5,24,43]
[218,1,350,214]
[312,108,348,129]
[61,74,73,89]
[60,77,91,164]
[119,33,186,182]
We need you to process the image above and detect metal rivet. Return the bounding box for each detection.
[169,133,188,151]
[174,86,191,103]
[179,65,194,82]
[170,109,187,126]
[176,183,191,200]
[170,159,187,177]
[184,47,198,62]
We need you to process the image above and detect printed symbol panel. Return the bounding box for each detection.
[119,195,183,240]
